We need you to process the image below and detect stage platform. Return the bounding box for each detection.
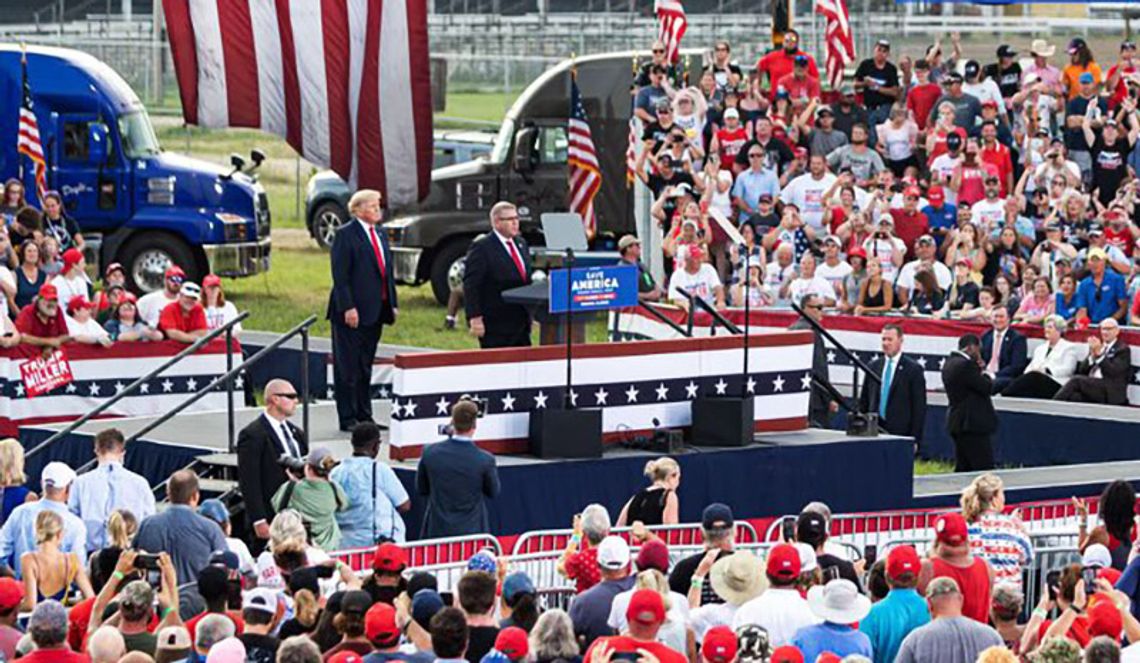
[913,461,1140,507]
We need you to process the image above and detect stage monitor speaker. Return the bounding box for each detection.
[690,396,754,447]
[529,408,603,459]
[847,412,880,437]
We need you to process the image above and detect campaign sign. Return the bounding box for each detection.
[550,264,638,314]
[20,349,74,398]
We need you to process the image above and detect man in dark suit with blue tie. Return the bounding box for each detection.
[327,190,398,432]
[237,378,309,551]
[463,202,533,348]
[860,324,928,453]
[415,399,500,538]
[980,307,1027,394]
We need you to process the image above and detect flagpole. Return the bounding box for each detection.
[17,43,26,184]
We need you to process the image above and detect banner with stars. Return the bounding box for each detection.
[614,306,1140,405]
[0,340,234,436]
[388,333,814,459]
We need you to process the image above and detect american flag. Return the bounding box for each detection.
[17,47,47,204]
[814,0,855,90]
[654,0,687,65]
[162,0,432,206]
[568,76,602,237]
[625,116,641,187]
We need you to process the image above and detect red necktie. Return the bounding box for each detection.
[368,226,389,301]
[506,239,527,280]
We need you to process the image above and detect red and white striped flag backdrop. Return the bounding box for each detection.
[814,0,855,90]
[653,0,687,64]
[162,0,433,206]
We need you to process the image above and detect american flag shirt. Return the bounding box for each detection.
[967,512,1034,590]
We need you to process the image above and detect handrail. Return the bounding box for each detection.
[25,311,251,461]
[126,316,318,453]
[681,291,741,335]
[789,302,879,386]
[637,302,690,338]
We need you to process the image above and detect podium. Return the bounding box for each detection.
[502,281,596,345]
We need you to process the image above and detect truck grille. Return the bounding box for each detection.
[256,192,271,239]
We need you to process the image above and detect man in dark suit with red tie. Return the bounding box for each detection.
[327,189,398,432]
[463,202,533,348]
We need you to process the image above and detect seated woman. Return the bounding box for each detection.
[1001,315,1079,399]
[104,296,162,342]
[731,257,774,308]
[64,298,111,347]
[1054,274,1080,321]
[0,439,34,526]
[202,274,242,336]
[854,259,893,315]
[907,269,944,315]
[1013,277,1055,325]
[21,510,94,610]
[943,258,980,316]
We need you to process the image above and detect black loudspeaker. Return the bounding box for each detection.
[690,397,754,447]
[529,408,603,459]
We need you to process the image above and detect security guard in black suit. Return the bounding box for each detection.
[942,334,999,472]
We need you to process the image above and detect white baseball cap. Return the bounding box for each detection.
[242,587,279,615]
[1082,543,1113,569]
[724,108,740,120]
[597,535,631,570]
[41,462,76,490]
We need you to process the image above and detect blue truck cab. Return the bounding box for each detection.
[0,45,270,292]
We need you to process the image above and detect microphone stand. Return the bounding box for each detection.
[564,248,575,409]
[741,258,751,397]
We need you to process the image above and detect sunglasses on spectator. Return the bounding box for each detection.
[653,48,665,53]
[657,108,671,114]
[274,392,299,400]
[748,153,764,158]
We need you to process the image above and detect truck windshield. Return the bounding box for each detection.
[118,111,161,158]
[488,118,515,165]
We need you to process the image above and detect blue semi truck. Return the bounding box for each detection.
[0,45,270,292]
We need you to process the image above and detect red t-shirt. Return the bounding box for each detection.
[715,127,749,170]
[775,72,821,101]
[829,206,849,233]
[956,163,999,207]
[926,127,969,165]
[1038,615,1091,649]
[756,50,820,99]
[980,144,1014,196]
[586,636,686,663]
[907,83,943,131]
[158,301,208,333]
[15,650,90,663]
[1107,63,1137,108]
[890,209,931,259]
[15,304,68,338]
[931,557,992,624]
[1106,224,1134,253]
[185,610,245,640]
[564,546,602,594]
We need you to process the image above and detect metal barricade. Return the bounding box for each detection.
[329,534,503,573]
[511,521,758,556]
[1022,547,1082,617]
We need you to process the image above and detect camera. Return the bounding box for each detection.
[277,455,307,475]
[134,553,161,571]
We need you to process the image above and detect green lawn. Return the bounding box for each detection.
[914,459,955,475]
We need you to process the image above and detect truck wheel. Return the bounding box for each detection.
[430,239,470,306]
[120,234,198,294]
[313,201,348,250]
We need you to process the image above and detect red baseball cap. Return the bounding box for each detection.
[103,262,124,278]
[934,513,969,546]
[0,578,24,611]
[702,626,738,663]
[847,246,867,260]
[816,654,843,663]
[636,539,670,574]
[626,588,666,626]
[494,627,529,661]
[67,296,93,315]
[38,283,58,301]
[927,185,945,204]
[364,602,400,646]
[770,646,805,663]
[62,248,83,271]
[766,543,802,579]
[372,542,408,572]
[886,545,921,581]
[1089,597,1123,639]
[903,186,922,199]
[327,654,365,663]
[164,265,186,280]
[202,274,222,288]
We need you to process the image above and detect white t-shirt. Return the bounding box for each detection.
[781,173,837,231]
[816,261,853,295]
[970,198,1006,229]
[788,275,836,305]
[765,262,796,292]
[51,273,89,310]
[668,264,722,305]
[256,546,333,592]
[138,290,177,327]
[608,589,690,632]
[929,155,962,204]
[65,315,108,341]
[896,260,953,293]
[863,236,907,281]
[964,79,1004,109]
[227,536,257,577]
[205,301,243,333]
[732,587,822,647]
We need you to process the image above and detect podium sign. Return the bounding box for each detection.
[550,264,637,314]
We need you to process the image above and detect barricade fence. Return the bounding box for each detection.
[510,521,758,556]
[329,534,502,573]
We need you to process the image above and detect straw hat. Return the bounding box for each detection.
[709,551,767,606]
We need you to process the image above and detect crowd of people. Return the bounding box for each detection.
[625,32,1140,341]
[0,182,242,352]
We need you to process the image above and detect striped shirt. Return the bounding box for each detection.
[967,512,1033,590]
